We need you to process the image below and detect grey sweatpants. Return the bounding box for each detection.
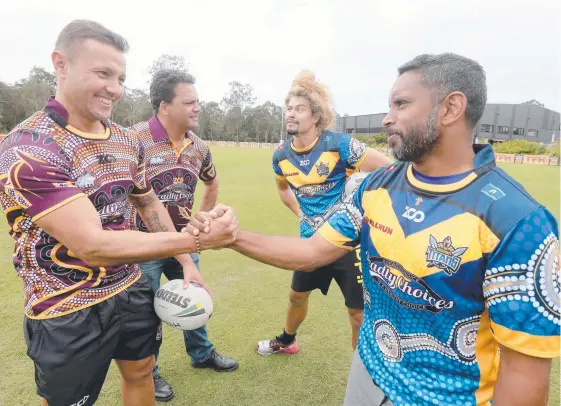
[344,351,394,406]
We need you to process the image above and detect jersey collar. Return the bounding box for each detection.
[44,97,110,140]
[149,115,192,142]
[290,136,319,153]
[405,144,495,193]
[148,115,193,156]
[148,115,169,142]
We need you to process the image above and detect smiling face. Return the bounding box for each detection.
[54,39,126,123]
[285,96,319,136]
[382,70,440,162]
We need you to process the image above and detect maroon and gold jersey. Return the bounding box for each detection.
[129,116,217,232]
[0,98,151,319]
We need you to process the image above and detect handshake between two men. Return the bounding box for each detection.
[182,204,240,251]
[179,203,352,292]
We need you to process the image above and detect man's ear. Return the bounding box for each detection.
[440,91,468,127]
[52,50,68,79]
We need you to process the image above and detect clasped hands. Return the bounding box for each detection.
[181,204,238,250]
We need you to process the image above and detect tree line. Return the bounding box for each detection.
[0,54,302,143]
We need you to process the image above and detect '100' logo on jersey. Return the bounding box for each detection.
[402,206,425,223]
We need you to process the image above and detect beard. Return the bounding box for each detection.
[286,120,300,136]
[286,123,299,136]
[387,107,439,162]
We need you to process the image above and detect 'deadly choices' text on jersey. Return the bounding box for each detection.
[128,115,216,232]
[319,144,560,405]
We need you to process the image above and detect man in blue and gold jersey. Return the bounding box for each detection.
[257,71,392,355]
[194,54,559,405]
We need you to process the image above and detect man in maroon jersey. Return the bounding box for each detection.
[130,69,237,402]
[0,20,236,406]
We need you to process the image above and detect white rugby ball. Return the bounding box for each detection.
[154,279,213,330]
[343,171,370,199]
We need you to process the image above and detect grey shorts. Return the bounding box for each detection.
[344,351,394,406]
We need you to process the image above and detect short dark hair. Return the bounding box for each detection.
[398,53,487,128]
[150,69,196,112]
[55,20,129,55]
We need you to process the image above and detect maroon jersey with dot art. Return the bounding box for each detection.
[0,98,150,319]
[128,115,217,232]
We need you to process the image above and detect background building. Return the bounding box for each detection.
[337,102,560,144]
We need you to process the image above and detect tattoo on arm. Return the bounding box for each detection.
[129,192,157,208]
[144,210,170,232]
[130,191,172,232]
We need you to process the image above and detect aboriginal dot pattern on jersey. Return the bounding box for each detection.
[321,147,560,405]
[483,209,560,335]
[299,191,346,238]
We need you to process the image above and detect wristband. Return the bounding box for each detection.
[195,234,201,254]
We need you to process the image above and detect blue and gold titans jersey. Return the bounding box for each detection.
[272,131,367,238]
[319,145,560,406]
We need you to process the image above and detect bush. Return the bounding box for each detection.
[352,133,388,148]
[493,139,547,155]
[549,140,560,157]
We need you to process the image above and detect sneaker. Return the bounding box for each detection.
[257,336,299,355]
[153,374,174,402]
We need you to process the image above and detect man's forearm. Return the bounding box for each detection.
[281,192,299,217]
[200,180,219,212]
[131,192,173,232]
[231,230,329,271]
[131,192,195,267]
[81,230,198,267]
[231,230,314,270]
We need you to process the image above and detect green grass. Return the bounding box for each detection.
[0,147,558,406]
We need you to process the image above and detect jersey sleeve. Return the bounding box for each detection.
[130,133,152,196]
[483,206,560,358]
[272,151,285,180]
[199,146,217,182]
[339,134,367,168]
[0,130,86,221]
[318,174,367,250]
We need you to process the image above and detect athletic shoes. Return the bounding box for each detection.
[154,375,174,402]
[257,336,299,355]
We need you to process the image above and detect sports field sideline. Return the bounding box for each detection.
[0,146,559,406]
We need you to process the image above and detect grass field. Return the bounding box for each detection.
[0,146,559,406]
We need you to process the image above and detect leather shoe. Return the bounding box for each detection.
[192,350,239,372]
[154,374,174,402]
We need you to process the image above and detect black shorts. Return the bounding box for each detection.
[291,248,364,309]
[23,274,162,406]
